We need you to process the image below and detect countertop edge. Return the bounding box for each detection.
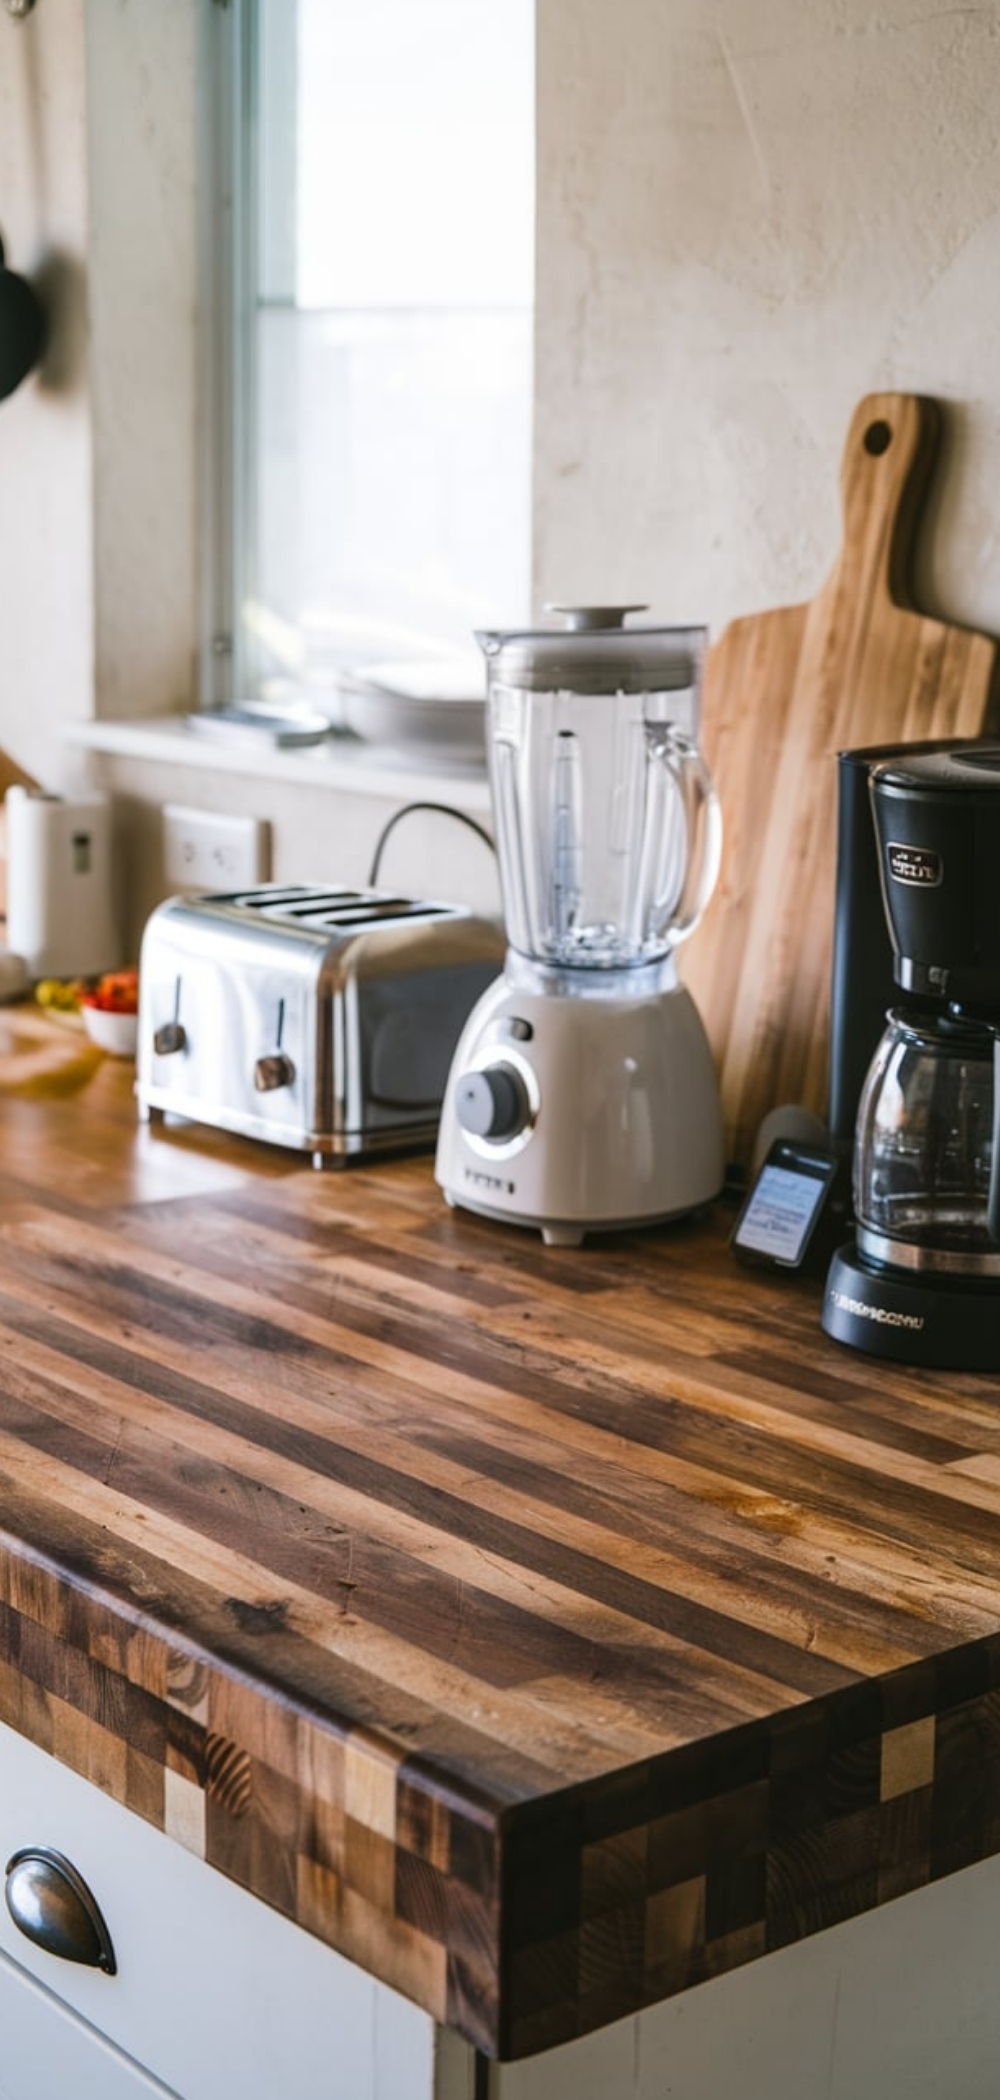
[0,1523,505,2053]
[7,1514,1000,2059]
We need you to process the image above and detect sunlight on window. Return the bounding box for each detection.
[247,0,534,706]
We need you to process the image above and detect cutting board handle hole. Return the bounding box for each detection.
[863,418,893,456]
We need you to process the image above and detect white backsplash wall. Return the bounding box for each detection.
[0,0,198,791]
[4,0,1000,890]
[533,0,1000,642]
[87,752,502,962]
[86,0,199,726]
[0,0,93,784]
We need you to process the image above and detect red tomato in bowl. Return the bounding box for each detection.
[80,969,139,1016]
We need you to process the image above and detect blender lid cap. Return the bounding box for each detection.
[475,606,706,693]
[547,604,649,630]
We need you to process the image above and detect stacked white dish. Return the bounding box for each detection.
[339,659,485,760]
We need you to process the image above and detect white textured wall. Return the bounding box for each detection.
[0,0,198,790]
[0,0,92,784]
[534,0,1000,639]
[86,0,200,721]
[84,749,501,953]
[5,0,1000,897]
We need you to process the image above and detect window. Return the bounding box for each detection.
[205,0,535,715]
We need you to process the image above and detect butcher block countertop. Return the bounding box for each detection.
[3,1010,1000,2061]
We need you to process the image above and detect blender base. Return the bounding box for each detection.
[441,1187,713,1250]
[823,1241,1000,1370]
[435,965,725,1246]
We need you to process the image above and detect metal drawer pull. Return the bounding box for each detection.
[5,1846,117,1974]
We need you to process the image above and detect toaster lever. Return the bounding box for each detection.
[255,996,295,1092]
[255,1051,296,1092]
[153,1019,187,1057]
[154,977,186,1057]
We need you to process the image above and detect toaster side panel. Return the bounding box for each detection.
[342,961,502,1135]
[136,925,326,1148]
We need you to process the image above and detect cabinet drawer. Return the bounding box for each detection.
[0,1946,177,2100]
[0,1720,443,2100]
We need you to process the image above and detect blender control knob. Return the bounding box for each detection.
[456,1063,530,1141]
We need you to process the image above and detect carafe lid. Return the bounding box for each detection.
[874,745,1000,792]
[475,606,705,695]
[880,1004,995,1052]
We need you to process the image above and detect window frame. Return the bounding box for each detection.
[199,0,535,721]
[200,0,256,710]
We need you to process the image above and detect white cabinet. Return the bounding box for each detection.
[0,1720,470,2100]
[0,1948,178,2100]
[7,1715,1000,2100]
[490,1852,1000,2100]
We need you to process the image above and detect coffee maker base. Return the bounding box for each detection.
[823,1242,1000,1371]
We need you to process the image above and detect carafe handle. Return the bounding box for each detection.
[989,1035,1000,1244]
[654,730,723,943]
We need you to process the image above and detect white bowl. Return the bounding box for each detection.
[340,659,486,760]
[81,1004,138,1057]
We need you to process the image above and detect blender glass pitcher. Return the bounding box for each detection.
[477,608,721,970]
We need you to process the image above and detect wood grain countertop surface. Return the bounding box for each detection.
[1,1007,1000,2059]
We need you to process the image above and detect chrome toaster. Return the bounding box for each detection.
[136,884,504,1165]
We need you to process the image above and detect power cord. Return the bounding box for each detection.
[367,801,496,887]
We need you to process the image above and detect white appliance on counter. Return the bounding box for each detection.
[136,882,504,1165]
[435,608,725,1246]
[5,786,119,980]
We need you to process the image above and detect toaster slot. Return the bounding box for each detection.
[222,886,360,913]
[190,885,457,936]
[211,886,451,927]
[282,897,409,923]
[302,901,450,930]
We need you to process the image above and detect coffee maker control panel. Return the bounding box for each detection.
[872,747,1000,1008]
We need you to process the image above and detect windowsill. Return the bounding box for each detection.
[65,716,492,811]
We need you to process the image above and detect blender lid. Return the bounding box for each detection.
[475,605,706,694]
[873,745,1000,791]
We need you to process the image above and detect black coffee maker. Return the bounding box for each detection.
[823,745,1000,1369]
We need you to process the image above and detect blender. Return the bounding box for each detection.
[434,608,725,1245]
[823,745,1000,1369]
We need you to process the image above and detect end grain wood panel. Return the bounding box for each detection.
[2,1053,1000,2052]
[682,392,1000,1169]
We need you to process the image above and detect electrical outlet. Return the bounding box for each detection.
[163,805,271,892]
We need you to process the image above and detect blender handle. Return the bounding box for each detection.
[656,732,723,942]
[989,1034,1000,1244]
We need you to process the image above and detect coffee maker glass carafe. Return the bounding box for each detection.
[853,1008,999,1269]
[477,608,720,970]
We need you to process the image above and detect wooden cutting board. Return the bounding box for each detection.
[681,391,1000,1172]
